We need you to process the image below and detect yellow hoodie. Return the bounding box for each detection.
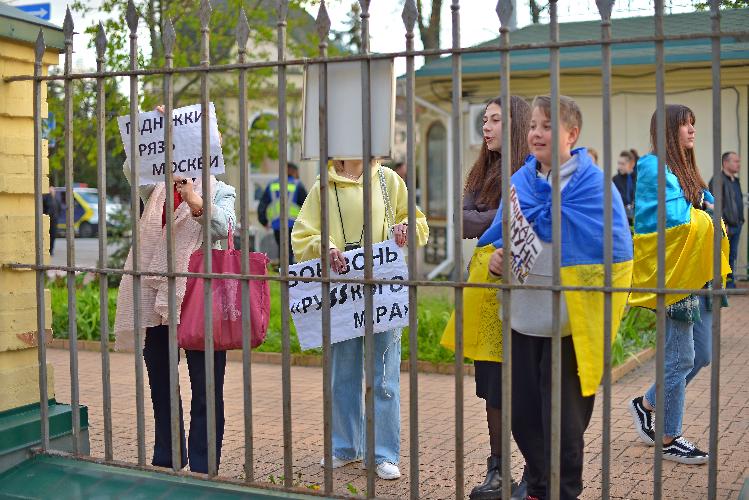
[292,164,429,262]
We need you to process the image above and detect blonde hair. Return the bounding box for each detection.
[532,95,583,137]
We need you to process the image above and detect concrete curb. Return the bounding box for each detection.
[49,339,654,383]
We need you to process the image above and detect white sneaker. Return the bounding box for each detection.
[375,461,401,480]
[320,456,361,469]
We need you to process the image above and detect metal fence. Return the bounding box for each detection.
[5,0,749,498]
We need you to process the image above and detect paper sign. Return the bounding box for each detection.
[509,184,542,284]
[117,103,225,185]
[288,240,409,350]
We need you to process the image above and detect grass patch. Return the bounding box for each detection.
[49,278,656,367]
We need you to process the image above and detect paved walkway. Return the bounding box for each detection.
[47,289,748,499]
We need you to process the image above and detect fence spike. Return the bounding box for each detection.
[63,6,74,41]
[163,18,177,56]
[34,29,46,63]
[316,1,331,44]
[236,9,250,51]
[199,0,212,30]
[596,0,615,21]
[496,0,514,28]
[95,22,107,60]
[278,0,288,23]
[126,0,138,32]
[402,0,417,33]
[358,0,370,14]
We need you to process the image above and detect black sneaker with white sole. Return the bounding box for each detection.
[628,396,655,446]
[662,436,709,465]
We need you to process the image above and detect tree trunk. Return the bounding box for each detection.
[416,0,443,64]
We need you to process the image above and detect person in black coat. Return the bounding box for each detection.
[42,186,59,256]
[613,149,638,225]
[709,151,744,288]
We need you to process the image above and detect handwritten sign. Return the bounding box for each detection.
[117,103,225,185]
[509,184,542,284]
[288,240,409,350]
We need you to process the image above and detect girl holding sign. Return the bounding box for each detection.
[440,95,531,499]
[627,105,730,464]
[292,159,428,480]
[114,106,236,474]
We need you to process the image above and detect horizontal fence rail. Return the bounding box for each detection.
[8,0,747,498]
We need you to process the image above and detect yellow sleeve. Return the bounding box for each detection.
[291,181,337,262]
[389,170,429,247]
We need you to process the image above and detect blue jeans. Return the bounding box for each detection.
[644,295,712,437]
[330,329,402,465]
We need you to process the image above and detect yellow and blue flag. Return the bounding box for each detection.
[478,148,634,396]
[628,154,730,309]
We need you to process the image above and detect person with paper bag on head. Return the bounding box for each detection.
[291,158,428,480]
[114,105,237,474]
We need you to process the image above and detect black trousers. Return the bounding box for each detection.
[511,331,595,500]
[273,228,295,264]
[143,325,227,473]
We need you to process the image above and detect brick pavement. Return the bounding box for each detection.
[47,290,748,499]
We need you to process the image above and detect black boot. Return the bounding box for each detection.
[470,455,507,499]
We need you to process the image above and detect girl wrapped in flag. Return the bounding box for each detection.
[627,104,731,465]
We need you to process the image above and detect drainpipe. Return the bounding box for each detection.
[413,96,455,280]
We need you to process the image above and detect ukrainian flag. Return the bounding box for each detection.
[478,148,634,396]
[628,154,731,309]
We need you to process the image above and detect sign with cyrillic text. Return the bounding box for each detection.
[117,103,225,185]
[509,184,542,284]
[289,239,409,350]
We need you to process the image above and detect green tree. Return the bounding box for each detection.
[53,0,330,193]
[693,0,749,9]
[47,75,130,199]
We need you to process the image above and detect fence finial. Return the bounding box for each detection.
[236,9,250,51]
[402,0,417,33]
[199,0,212,30]
[358,0,370,14]
[496,0,514,28]
[126,0,138,32]
[163,18,176,57]
[63,6,74,41]
[95,22,107,60]
[278,0,289,23]
[34,29,46,63]
[316,0,331,44]
[596,0,614,21]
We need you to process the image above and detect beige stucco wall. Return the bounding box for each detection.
[0,37,57,412]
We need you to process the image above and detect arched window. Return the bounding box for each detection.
[426,121,447,218]
[250,112,279,171]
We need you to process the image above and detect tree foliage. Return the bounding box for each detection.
[50,0,328,197]
[693,0,749,9]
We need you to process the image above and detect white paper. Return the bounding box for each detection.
[117,102,225,186]
[509,184,543,284]
[288,239,409,350]
[302,60,395,160]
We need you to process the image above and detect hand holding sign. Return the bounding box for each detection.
[290,240,409,350]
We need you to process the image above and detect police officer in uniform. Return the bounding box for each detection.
[258,162,307,264]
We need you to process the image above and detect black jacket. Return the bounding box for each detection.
[709,171,744,228]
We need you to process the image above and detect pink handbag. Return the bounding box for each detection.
[178,227,270,351]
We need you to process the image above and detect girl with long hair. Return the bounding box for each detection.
[442,95,531,499]
[627,104,730,464]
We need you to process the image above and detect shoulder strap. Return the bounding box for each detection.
[378,167,396,230]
